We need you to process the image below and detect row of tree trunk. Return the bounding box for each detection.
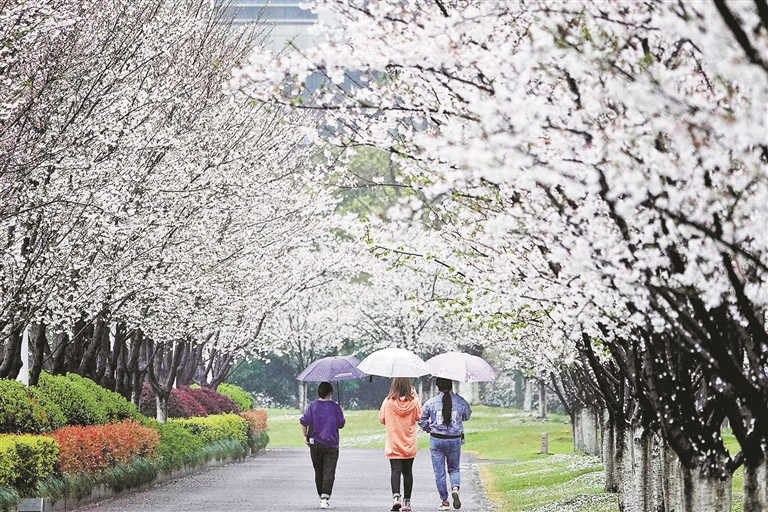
[0,318,238,421]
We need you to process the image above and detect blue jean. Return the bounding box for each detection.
[429,436,462,501]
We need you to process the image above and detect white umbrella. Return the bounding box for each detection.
[426,352,496,383]
[357,347,431,378]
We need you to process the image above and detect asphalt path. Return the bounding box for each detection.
[73,448,494,512]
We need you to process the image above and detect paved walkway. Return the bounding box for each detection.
[74,448,494,512]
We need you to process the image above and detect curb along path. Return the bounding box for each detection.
[73,448,493,512]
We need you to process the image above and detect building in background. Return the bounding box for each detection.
[217,0,324,53]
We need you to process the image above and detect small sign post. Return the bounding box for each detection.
[540,432,549,455]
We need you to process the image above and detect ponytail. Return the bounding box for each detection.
[435,377,453,426]
[441,390,452,426]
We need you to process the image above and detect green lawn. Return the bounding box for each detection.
[265,406,743,512]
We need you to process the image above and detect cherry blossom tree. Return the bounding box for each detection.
[234,0,767,509]
[0,0,357,423]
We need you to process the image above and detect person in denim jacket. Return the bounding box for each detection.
[418,378,471,510]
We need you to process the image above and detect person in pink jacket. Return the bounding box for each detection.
[379,377,423,512]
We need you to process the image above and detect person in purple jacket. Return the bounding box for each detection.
[300,381,346,510]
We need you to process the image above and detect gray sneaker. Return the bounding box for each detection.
[451,488,461,509]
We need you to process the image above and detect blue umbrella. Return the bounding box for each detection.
[297,356,367,404]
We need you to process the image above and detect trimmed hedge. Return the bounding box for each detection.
[182,386,239,415]
[216,383,254,412]
[49,420,159,476]
[0,375,269,502]
[139,384,208,419]
[144,419,204,471]
[28,387,67,432]
[34,372,106,426]
[0,380,50,434]
[64,374,139,423]
[0,434,58,497]
[240,409,267,433]
[169,414,248,445]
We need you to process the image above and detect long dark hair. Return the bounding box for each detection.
[436,378,453,426]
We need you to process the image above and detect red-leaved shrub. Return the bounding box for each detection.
[240,409,267,433]
[139,383,207,419]
[49,419,160,475]
[182,387,239,415]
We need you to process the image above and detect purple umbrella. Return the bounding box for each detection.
[297,356,367,404]
[297,355,367,382]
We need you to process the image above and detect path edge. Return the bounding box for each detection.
[16,448,266,512]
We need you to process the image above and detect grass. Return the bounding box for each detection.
[265,406,746,512]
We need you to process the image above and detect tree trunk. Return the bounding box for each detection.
[155,394,168,423]
[66,317,89,374]
[682,465,731,512]
[615,422,629,511]
[581,406,600,456]
[619,427,653,512]
[299,382,307,412]
[28,322,47,386]
[537,380,547,419]
[0,325,22,379]
[743,455,768,512]
[78,316,106,378]
[573,407,585,453]
[93,320,112,385]
[50,330,68,375]
[602,411,618,493]
[631,427,654,512]
[662,443,685,512]
[523,377,533,412]
[129,330,145,404]
[514,371,524,409]
[650,433,665,512]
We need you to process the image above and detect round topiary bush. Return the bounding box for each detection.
[0,379,50,434]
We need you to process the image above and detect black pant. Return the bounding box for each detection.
[390,458,414,499]
[310,442,339,497]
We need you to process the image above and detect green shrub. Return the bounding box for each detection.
[65,374,140,423]
[144,420,204,471]
[201,438,247,461]
[0,380,49,434]
[217,383,254,412]
[246,429,269,452]
[169,414,248,445]
[27,388,67,432]
[0,435,58,497]
[36,472,95,502]
[101,458,158,493]
[0,485,20,512]
[33,372,106,426]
